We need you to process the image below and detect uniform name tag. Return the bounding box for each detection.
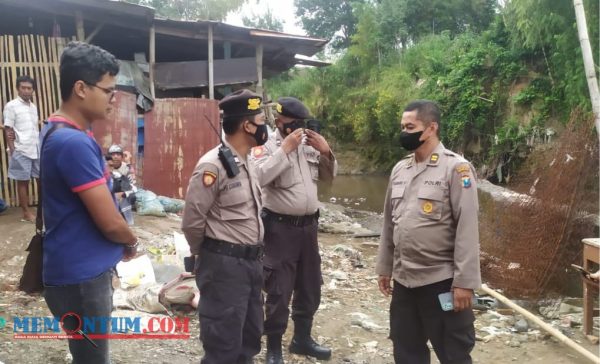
[226,181,242,190]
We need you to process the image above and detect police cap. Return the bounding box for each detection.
[219,89,263,118]
[276,97,311,119]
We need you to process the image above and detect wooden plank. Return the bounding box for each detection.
[38,35,50,120]
[33,36,45,120]
[22,35,35,206]
[0,36,10,206]
[208,24,214,99]
[0,62,60,67]
[85,23,105,44]
[7,35,17,206]
[256,43,263,96]
[46,37,56,115]
[75,11,85,41]
[149,25,155,99]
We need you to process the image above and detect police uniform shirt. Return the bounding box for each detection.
[249,129,337,216]
[376,142,481,290]
[182,139,264,254]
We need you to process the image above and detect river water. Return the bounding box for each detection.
[319,174,589,297]
[318,174,390,213]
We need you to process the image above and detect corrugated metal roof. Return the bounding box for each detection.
[153,19,328,57]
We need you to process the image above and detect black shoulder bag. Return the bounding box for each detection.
[18,123,73,294]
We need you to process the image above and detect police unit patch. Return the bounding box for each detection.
[422,201,434,214]
[253,146,266,158]
[203,171,217,187]
[461,176,472,188]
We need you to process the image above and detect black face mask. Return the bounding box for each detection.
[399,130,425,151]
[249,121,269,146]
[281,119,305,136]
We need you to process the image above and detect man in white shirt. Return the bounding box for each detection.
[3,75,39,222]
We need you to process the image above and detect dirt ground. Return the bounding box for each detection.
[0,206,598,364]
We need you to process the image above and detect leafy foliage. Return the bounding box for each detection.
[242,8,284,32]
[123,0,247,20]
[268,0,599,174]
[294,0,364,49]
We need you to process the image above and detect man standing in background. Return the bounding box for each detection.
[3,75,39,222]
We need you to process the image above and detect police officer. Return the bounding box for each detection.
[376,100,481,364]
[182,89,268,364]
[249,97,337,363]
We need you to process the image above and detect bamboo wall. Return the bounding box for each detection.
[0,35,71,206]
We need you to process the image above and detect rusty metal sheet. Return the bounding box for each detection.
[92,91,138,156]
[143,98,220,199]
[154,58,257,90]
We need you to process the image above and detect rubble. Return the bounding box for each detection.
[349,312,384,332]
[319,204,375,236]
[1,206,598,363]
[514,319,529,333]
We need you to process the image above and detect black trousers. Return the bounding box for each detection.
[195,251,263,364]
[263,218,322,336]
[390,279,475,364]
[44,269,115,364]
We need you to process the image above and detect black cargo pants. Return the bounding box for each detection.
[262,218,322,336]
[390,279,475,364]
[195,251,263,364]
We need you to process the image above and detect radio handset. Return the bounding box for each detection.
[203,114,240,178]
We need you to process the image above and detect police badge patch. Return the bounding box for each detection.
[203,171,217,187]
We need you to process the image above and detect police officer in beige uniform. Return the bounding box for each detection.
[249,97,336,363]
[182,89,268,364]
[376,100,481,364]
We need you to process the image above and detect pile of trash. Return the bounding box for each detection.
[135,190,185,217]
[319,203,375,236]
[113,232,198,315]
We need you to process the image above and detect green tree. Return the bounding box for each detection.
[123,0,247,21]
[402,0,496,42]
[242,8,284,32]
[504,0,599,114]
[294,0,364,49]
[267,0,599,172]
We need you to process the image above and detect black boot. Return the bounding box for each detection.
[266,334,284,364]
[289,318,332,360]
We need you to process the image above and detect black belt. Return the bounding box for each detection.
[262,208,319,227]
[202,238,263,260]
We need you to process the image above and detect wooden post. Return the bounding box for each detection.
[256,43,263,96]
[75,11,85,41]
[482,285,600,363]
[573,0,600,231]
[222,42,232,95]
[84,23,105,43]
[208,24,214,100]
[149,24,155,99]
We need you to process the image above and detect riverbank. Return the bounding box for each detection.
[0,205,598,363]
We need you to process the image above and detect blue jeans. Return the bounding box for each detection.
[44,269,115,364]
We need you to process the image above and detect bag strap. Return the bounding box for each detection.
[36,122,78,235]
